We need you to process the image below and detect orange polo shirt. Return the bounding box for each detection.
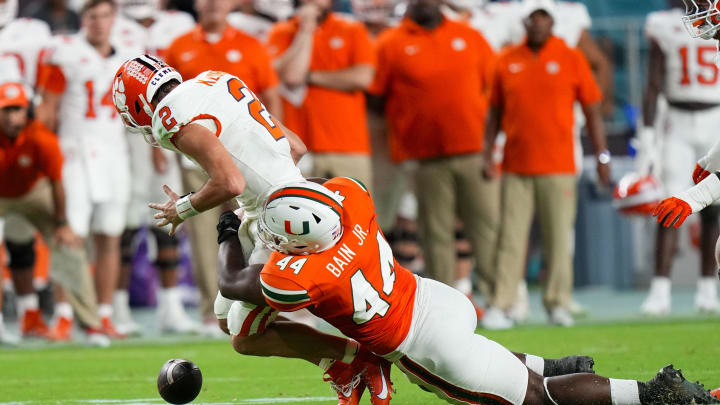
[165,24,278,93]
[368,17,495,162]
[492,36,602,175]
[267,13,376,154]
[0,120,63,198]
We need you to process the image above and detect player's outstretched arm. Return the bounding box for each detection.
[654,172,720,228]
[217,239,266,306]
[150,123,247,234]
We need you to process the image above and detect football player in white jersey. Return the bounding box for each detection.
[654,0,720,300]
[35,0,143,339]
[228,0,293,42]
[640,0,720,316]
[0,0,52,88]
[109,0,199,336]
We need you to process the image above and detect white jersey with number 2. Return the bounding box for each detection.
[152,70,304,215]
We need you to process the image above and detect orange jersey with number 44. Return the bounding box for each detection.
[260,177,417,355]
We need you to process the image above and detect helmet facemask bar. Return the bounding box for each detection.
[113,74,157,146]
[682,0,720,39]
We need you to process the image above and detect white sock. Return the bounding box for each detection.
[525,354,545,376]
[55,302,73,320]
[98,304,113,319]
[0,312,4,327]
[698,276,718,291]
[650,277,671,293]
[454,278,472,295]
[609,379,641,405]
[17,294,39,317]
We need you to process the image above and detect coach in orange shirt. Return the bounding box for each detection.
[368,0,498,300]
[0,82,104,342]
[481,0,610,329]
[267,0,376,187]
[164,0,284,330]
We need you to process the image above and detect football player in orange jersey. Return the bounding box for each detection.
[217,177,717,405]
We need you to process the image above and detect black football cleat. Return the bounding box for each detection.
[642,364,720,405]
[543,355,595,376]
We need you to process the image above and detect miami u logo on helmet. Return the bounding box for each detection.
[285,220,310,235]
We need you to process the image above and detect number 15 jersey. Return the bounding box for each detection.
[152,70,304,215]
[645,8,720,104]
[259,177,418,355]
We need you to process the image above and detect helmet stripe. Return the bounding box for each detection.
[134,56,158,72]
[268,187,342,217]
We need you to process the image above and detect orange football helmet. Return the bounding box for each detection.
[112,54,182,145]
[613,173,664,216]
[682,0,720,39]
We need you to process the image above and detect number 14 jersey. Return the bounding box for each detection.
[152,70,303,214]
[260,177,418,355]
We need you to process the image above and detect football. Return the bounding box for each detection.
[157,359,203,404]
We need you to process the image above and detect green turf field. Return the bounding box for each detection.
[2,319,720,404]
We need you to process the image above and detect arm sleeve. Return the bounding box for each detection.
[574,50,603,106]
[37,128,64,181]
[36,63,66,95]
[350,23,377,67]
[259,270,313,312]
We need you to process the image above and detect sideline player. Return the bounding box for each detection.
[111,0,198,336]
[640,0,720,315]
[654,2,720,273]
[36,0,142,338]
[226,177,718,405]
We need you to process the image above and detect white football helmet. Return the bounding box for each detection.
[258,181,344,255]
[0,0,18,28]
[254,0,293,21]
[682,0,720,39]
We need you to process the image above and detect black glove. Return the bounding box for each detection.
[217,210,241,245]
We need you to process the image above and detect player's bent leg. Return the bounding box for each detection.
[514,353,595,377]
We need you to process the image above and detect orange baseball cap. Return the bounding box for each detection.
[0,82,29,108]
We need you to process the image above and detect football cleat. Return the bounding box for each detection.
[711,387,720,400]
[362,357,393,405]
[324,360,364,405]
[0,323,20,345]
[482,307,514,330]
[100,317,127,339]
[21,309,50,338]
[643,364,720,404]
[48,316,73,342]
[84,327,111,347]
[543,356,595,377]
[641,277,671,316]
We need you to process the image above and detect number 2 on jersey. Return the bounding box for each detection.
[679,45,719,86]
[350,231,396,325]
[226,78,285,141]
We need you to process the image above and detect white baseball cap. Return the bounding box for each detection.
[521,0,556,20]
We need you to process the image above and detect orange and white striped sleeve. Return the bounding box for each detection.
[259,270,313,312]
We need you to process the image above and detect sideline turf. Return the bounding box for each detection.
[1,319,718,404]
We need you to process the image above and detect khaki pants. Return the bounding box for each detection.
[415,154,500,297]
[311,153,373,193]
[181,167,221,321]
[0,180,100,328]
[493,174,577,311]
